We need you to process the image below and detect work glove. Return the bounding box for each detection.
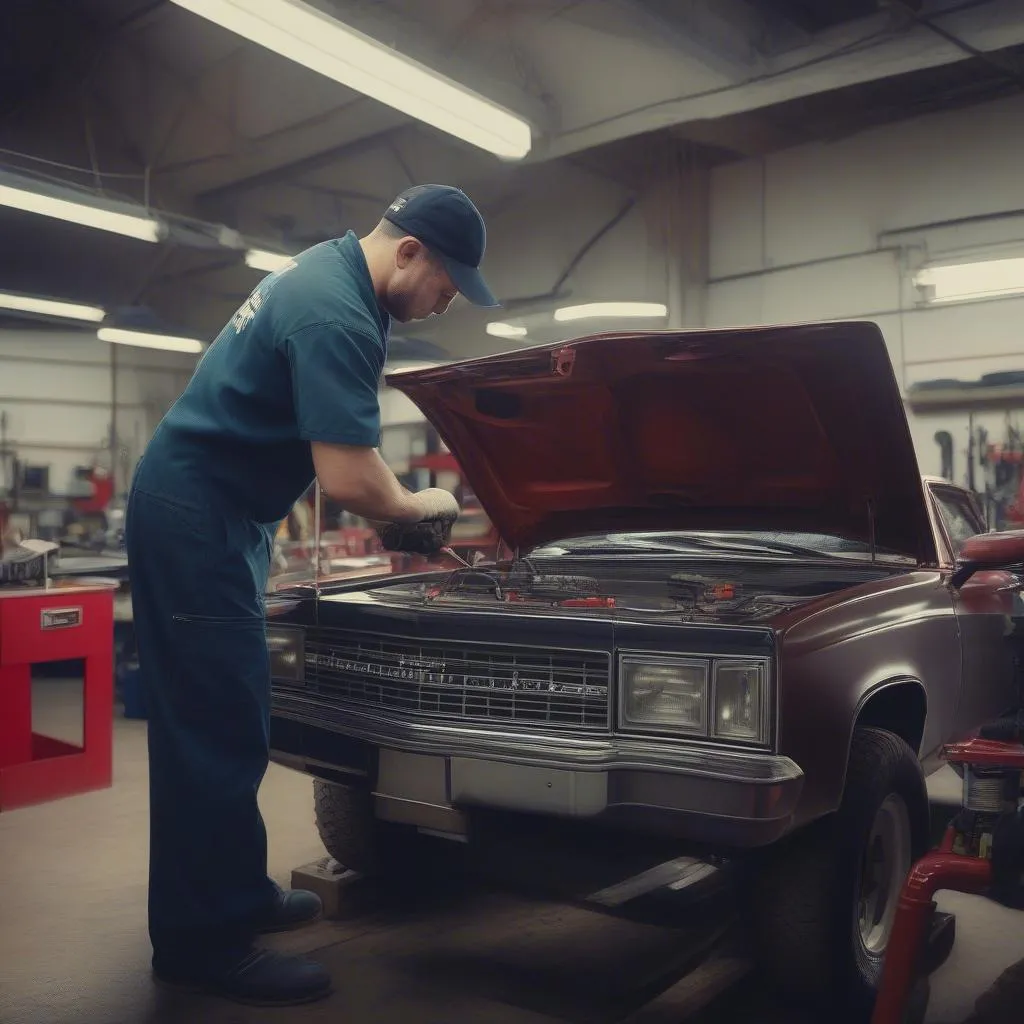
[374,488,461,555]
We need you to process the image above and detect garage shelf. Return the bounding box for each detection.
[906,385,1024,412]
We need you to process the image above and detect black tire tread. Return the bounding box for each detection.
[748,818,836,995]
[750,727,929,1015]
[312,779,378,873]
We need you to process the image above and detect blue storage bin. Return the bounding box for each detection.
[119,663,147,720]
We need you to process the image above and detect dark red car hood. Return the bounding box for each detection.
[385,322,936,562]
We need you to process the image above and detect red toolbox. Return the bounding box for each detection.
[0,580,117,811]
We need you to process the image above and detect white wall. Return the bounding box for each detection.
[378,388,431,471]
[706,93,1024,486]
[0,327,439,492]
[0,329,196,495]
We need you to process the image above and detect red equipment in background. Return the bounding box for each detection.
[977,422,1024,530]
[70,466,114,516]
[872,528,1024,1024]
[871,729,1024,1024]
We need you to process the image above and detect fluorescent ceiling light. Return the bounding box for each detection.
[486,321,527,338]
[98,327,204,354]
[553,302,668,322]
[245,248,294,273]
[915,257,1024,303]
[0,183,161,242]
[0,291,105,323]
[168,0,531,159]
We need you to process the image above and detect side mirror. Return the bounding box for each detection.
[952,530,1024,588]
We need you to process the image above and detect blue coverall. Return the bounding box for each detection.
[125,232,390,976]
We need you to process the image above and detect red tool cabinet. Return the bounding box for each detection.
[0,580,117,811]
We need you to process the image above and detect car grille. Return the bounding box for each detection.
[305,630,610,730]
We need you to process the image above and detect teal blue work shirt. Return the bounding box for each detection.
[141,231,390,523]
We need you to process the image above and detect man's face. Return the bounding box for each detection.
[384,238,459,323]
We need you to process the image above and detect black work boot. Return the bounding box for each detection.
[154,946,332,1006]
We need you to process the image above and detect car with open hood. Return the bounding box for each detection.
[265,321,1023,1019]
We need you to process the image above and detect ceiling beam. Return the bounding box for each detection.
[531,0,1024,162]
[601,0,763,77]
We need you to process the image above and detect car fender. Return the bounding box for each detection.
[780,672,929,829]
[798,672,926,810]
[774,573,957,827]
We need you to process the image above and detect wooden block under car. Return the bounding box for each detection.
[290,857,376,919]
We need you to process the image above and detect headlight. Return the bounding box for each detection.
[266,626,305,683]
[620,656,709,735]
[619,653,770,744]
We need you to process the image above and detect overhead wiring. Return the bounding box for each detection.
[0,148,149,182]
[0,163,148,214]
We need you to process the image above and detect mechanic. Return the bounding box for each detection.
[124,184,499,1006]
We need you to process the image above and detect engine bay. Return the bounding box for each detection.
[376,549,903,625]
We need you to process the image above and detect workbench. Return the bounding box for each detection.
[0,578,117,811]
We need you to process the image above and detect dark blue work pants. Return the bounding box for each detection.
[125,462,280,971]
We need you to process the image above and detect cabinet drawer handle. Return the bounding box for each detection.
[41,607,83,630]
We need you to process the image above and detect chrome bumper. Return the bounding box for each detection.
[270,693,805,848]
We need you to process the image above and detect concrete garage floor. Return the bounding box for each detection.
[3,680,1024,1024]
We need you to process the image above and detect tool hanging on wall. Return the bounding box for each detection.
[978,424,991,522]
[978,415,1024,531]
[0,410,13,497]
[967,412,977,492]
[934,430,954,481]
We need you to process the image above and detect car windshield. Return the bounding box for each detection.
[529,531,916,563]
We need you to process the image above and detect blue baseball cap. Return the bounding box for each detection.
[383,184,499,308]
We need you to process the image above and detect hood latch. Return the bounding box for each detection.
[551,347,576,377]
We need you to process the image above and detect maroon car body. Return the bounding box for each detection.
[266,321,1022,1016]
[379,322,1018,820]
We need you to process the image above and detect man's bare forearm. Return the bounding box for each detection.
[311,443,423,522]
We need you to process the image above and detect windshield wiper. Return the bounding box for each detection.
[534,538,704,555]
[684,536,832,558]
[679,534,903,560]
[548,533,866,559]
[537,536,798,557]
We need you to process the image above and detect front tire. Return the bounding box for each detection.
[312,779,412,876]
[750,727,930,1019]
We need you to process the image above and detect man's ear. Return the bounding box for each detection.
[395,236,422,269]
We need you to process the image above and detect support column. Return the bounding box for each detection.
[644,141,711,329]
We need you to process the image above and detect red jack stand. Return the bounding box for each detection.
[871,728,1024,1024]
